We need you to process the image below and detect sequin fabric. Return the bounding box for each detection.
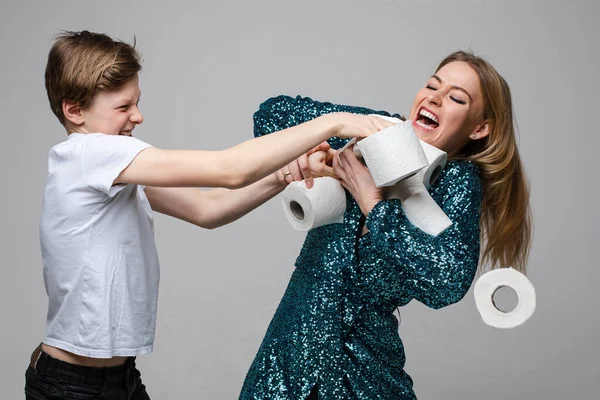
[240,96,483,400]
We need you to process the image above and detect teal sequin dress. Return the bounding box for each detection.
[240,96,483,400]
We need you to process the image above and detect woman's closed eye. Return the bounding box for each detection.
[426,84,438,90]
[450,96,466,105]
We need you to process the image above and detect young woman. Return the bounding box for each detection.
[240,51,532,400]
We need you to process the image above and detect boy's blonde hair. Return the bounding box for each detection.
[45,30,142,125]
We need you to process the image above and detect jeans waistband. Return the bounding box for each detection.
[32,351,135,387]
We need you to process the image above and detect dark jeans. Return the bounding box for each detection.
[25,350,150,399]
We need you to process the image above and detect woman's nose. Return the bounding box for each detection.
[427,91,442,106]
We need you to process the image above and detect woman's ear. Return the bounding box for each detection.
[469,120,491,140]
[62,101,84,126]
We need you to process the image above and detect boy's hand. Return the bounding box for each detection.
[318,112,395,139]
[277,142,337,188]
[306,149,337,180]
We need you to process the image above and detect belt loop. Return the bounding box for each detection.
[33,350,43,372]
[101,364,108,394]
[125,362,132,397]
[30,343,44,373]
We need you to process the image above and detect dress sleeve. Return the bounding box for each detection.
[363,161,483,309]
[253,95,403,149]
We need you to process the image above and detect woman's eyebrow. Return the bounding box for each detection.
[431,75,473,102]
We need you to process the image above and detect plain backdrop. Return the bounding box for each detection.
[1,0,598,399]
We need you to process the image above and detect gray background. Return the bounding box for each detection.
[1,0,598,398]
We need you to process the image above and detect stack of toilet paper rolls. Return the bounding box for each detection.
[281,116,452,236]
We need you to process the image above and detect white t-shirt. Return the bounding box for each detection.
[40,133,159,358]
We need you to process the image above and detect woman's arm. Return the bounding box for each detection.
[116,113,392,189]
[334,149,483,309]
[364,163,483,309]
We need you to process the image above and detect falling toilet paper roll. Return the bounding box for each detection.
[281,177,347,231]
[384,140,452,236]
[474,268,536,329]
[356,119,428,187]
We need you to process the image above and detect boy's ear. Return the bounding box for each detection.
[62,101,84,126]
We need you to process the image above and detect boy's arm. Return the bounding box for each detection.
[116,113,392,189]
[144,173,286,229]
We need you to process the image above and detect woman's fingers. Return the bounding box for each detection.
[333,150,348,182]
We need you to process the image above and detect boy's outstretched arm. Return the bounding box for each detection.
[115,113,392,189]
[144,173,284,229]
[143,149,336,229]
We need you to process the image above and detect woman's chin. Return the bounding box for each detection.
[413,128,438,145]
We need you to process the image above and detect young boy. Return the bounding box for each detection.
[24,30,392,399]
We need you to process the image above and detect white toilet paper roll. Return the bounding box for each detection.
[400,192,453,236]
[356,120,428,187]
[281,177,347,231]
[383,140,452,236]
[367,115,447,189]
[474,268,536,329]
[418,141,447,189]
[369,115,403,124]
[338,138,363,160]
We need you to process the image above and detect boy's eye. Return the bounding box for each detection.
[450,96,466,105]
[426,85,437,90]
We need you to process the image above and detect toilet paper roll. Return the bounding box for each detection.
[281,177,346,231]
[369,115,403,124]
[338,138,363,161]
[356,119,428,187]
[367,114,447,188]
[400,192,453,236]
[474,268,536,329]
[385,140,448,200]
[418,141,447,189]
[383,140,452,236]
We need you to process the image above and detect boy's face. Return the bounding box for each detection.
[77,75,143,136]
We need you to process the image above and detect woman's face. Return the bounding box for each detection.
[408,61,488,156]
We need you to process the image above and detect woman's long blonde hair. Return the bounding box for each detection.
[438,51,532,273]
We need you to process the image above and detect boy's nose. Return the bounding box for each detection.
[130,107,144,124]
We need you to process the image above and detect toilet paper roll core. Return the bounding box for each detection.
[289,200,305,221]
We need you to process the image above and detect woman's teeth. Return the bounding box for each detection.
[419,109,438,123]
[416,120,436,130]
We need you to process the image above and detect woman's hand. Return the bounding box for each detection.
[318,112,395,139]
[276,142,337,188]
[333,146,383,216]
